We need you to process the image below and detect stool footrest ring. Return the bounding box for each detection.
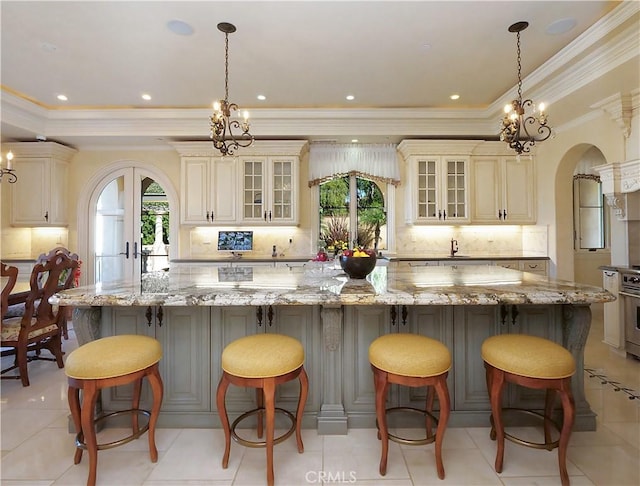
[490,408,560,451]
[231,407,296,448]
[377,406,439,446]
[75,408,151,451]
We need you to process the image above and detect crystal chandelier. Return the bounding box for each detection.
[500,21,551,155]
[0,150,17,183]
[209,22,253,156]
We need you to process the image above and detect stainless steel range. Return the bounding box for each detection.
[620,266,640,358]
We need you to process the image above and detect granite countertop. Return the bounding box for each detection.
[52,262,613,308]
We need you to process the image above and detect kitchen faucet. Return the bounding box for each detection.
[450,239,459,257]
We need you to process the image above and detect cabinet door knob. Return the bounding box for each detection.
[498,209,502,219]
[206,211,210,222]
[44,211,49,222]
[503,209,507,220]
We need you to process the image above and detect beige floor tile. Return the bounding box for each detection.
[143,481,232,486]
[404,448,501,485]
[500,476,595,485]
[568,443,640,486]
[1,426,76,481]
[1,481,55,486]
[53,450,159,485]
[232,447,322,486]
[0,408,69,450]
[145,429,241,482]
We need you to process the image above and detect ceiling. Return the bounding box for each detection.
[1,1,638,149]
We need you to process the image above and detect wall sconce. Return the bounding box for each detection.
[0,151,17,183]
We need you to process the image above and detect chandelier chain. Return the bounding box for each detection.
[516,31,522,103]
[224,31,229,102]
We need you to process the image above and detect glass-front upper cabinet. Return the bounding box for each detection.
[413,156,469,223]
[240,156,298,225]
[398,140,476,225]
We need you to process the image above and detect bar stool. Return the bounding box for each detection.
[216,333,309,486]
[65,335,164,486]
[369,333,451,479]
[482,334,576,486]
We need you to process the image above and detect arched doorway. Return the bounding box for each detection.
[554,144,610,284]
[77,161,178,285]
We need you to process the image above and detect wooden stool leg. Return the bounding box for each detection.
[216,373,232,469]
[147,364,163,463]
[256,388,264,439]
[488,366,506,474]
[434,376,451,480]
[68,386,84,465]
[295,367,309,453]
[80,381,100,486]
[373,368,390,476]
[263,379,276,486]
[132,377,143,434]
[426,385,435,439]
[558,380,575,486]
[544,388,556,449]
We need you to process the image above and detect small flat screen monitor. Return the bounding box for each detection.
[217,231,253,252]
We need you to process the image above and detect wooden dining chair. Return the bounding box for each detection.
[1,263,19,319]
[1,252,79,386]
[4,247,81,335]
[35,247,80,339]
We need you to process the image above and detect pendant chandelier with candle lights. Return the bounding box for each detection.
[500,21,552,155]
[209,22,253,156]
[0,150,17,183]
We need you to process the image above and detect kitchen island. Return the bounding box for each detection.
[52,263,614,434]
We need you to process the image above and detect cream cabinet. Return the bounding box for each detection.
[398,141,480,225]
[470,155,536,223]
[7,142,77,226]
[602,270,623,349]
[404,155,470,223]
[173,141,307,227]
[494,259,548,276]
[240,155,298,224]
[180,156,237,225]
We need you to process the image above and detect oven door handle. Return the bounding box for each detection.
[619,291,640,299]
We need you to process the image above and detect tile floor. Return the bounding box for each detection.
[1,305,639,485]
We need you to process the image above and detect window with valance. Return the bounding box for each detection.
[309,143,399,252]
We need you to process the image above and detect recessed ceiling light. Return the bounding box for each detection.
[57,94,68,101]
[351,139,359,143]
[142,94,152,101]
[167,19,194,36]
[257,95,266,101]
[346,95,355,101]
[421,43,432,51]
[450,94,460,100]
[40,41,58,52]
[546,18,577,35]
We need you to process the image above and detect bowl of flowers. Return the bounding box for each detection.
[339,248,377,279]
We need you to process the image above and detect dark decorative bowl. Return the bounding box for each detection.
[339,255,377,279]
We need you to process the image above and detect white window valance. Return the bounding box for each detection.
[308,143,400,187]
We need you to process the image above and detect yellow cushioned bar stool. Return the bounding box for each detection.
[369,333,451,479]
[65,335,164,486]
[216,333,309,486]
[481,334,576,486]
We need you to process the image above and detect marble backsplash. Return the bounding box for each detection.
[1,227,68,259]
[188,225,548,259]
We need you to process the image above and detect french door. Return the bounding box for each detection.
[92,168,169,284]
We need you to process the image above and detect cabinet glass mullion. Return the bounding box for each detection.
[417,159,438,219]
[271,159,293,220]
[446,159,466,218]
[243,160,263,219]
